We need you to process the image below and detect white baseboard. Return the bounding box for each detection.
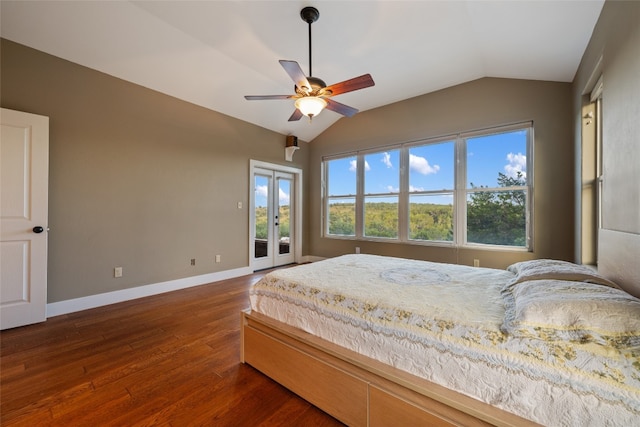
[46,266,253,318]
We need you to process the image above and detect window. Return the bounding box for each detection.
[465,129,529,247]
[323,122,533,249]
[364,150,399,239]
[593,83,604,231]
[326,156,357,236]
[580,75,603,265]
[408,141,454,242]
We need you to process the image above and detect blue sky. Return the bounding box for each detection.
[254,175,291,208]
[255,130,527,208]
[327,130,527,205]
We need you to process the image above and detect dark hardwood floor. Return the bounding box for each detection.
[0,270,344,426]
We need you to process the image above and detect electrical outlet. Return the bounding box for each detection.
[215,255,221,263]
[355,247,361,254]
[190,258,196,266]
[114,267,123,278]
[473,259,480,267]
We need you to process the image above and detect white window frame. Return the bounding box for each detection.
[322,122,534,250]
[405,137,456,244]
[362,148,401,240]
[590,76,604,231]
[459,123,534,250]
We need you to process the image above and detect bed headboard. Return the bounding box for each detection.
[598,229,640,298]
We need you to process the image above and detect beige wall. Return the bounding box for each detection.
[573,0,640,239]
[1,39,309,303]
[308,78,575,269]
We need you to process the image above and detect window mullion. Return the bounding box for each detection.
[455,136,466,246]
[356,154,365,238]
[398,147,409,241]
[321,161,327,236]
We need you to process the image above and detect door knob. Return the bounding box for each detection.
[33,226,44,233]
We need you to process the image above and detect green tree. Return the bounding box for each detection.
[327,172,525,246]
[364,202,398,238]
[467,172,526,246]
[255,206,268,239]
[409,203,453,241]
[254,206,291,240]
[328,203,356,235]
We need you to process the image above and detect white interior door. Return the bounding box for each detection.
[251,166,297,270]
[1,108,49,330]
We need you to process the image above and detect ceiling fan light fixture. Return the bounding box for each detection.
[295,96,327,119]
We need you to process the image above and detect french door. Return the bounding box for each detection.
[251,162,300,270]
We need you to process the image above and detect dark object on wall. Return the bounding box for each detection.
[286,135,298,147]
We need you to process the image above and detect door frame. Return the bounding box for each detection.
[249,160,303,270]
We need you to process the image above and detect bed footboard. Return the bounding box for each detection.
[241,310,538,427]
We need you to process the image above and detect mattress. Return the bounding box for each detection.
[249,254,640,426]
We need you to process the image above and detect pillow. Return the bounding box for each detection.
[501,279,640,348]
[505,259,620,289]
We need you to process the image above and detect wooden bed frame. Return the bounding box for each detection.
[241,309,540,427]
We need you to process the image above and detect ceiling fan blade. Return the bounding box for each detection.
[324,74,375,96]
[288,109,304,122]
[279,60,312,93]
[325,98,359,117]
[245,95,294,100]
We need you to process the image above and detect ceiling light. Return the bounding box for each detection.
[295,96,327,120]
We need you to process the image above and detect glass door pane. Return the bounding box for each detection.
[277,177,291,255]
[254,174,270,259]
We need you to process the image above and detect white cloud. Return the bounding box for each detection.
[382,152,393,168]
[279,188,290,205]
[386,185,399,193]
[349,159,370,172]
[504,152,527,179]
[409,154,440,175]
[409,185,424,192]
[255,184,289,204]
[255,185,268,198]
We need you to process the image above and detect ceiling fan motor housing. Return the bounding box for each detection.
[295,76,328,95]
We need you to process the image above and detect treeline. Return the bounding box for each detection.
[256,171,526,246]
[328,203,453,240]
[329,191,525,246]
[255,206,289,240]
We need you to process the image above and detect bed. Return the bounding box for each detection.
[241,254,640,426]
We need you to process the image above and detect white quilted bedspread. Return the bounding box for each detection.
[249,254,640,426]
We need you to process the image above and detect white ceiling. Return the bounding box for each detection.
[1,1,604,142]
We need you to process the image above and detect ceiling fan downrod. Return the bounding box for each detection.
[300,6,319,78]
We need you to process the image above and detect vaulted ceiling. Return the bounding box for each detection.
[1,1,604,142]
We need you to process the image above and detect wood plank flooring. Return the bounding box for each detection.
[0,270,344,426]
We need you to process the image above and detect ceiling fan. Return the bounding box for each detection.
[244,6,375,122]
